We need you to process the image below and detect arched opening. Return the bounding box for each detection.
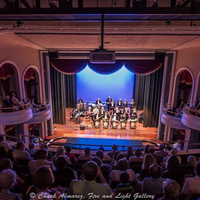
[0,62,21,106]
[174,69,193,108]
[24,67,40,103]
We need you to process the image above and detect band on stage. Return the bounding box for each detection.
[71,97,138,129]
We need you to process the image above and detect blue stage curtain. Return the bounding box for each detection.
[50,59,162,75]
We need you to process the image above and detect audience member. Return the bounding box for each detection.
[125,146,134,160]
[78,147,93,161]
[53,156,76,188]
[181,161,200,199]
[109,158,136,183]
[28,148,55,176]
[181,155,197,177]
[148,146,160,163]
[155,144,168,161]
[116,171,134,194]
[70,161,112,199]
[143,144,150,155]
[65,145,77,163]
[0,135,12,153]
[100,164,112,183]
[107,144,118,159]
[142,163,163,196]
[92,156,103,166]
[11,92,23,107]
[26,142,36,157]
[173,140,182,150]
[12,141,31,161]
[163,155,185,186]
[137,154,156,181]
[0,169,22,200]
[32,166,65,200]
[52,146,70,164]
[164,148,181,164]
[129,148,143,163]
[158,179,180,200]
[3,95,13,107]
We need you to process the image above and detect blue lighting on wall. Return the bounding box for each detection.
[77,65,134,102]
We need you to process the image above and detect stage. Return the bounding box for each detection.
[47,108,159,148]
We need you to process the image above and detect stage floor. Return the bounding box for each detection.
[50,108,159,143]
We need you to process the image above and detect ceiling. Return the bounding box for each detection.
[1,20,200,51]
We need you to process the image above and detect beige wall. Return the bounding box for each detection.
[176,47,200,103]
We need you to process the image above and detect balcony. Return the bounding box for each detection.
[181,104,200,131]
[25,104,51,124]
[161,107,188,130]
[0,102,33,125]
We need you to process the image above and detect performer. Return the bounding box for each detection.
[109,99,115,114]
[103,111,110,121]
[123,99,128,108]
[100,107,105,117]
[103,111,110,128]
[106,96,112,111]
[115,106,121,119]
[130,99,136,109]
[130,111,137,120]
[93,112,101,127]
[77,97,84,103]
[117,98,123,108]
[96,98,101,105]
[112,113,118,122]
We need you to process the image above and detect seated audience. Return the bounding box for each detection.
[12,141,31,161]
[116,171,134,194]
[26,142,36,157]
[125,146,134,160]
[53,156,76,188]
[107,144,118,159]
[181,155,197,177]
[143,144,150,155]
[70,161,112,199]
[97,149,112,162]
[31,166,65,200]
[64,145,77,163]
[0,169,22,200]
[148,146,160,163]
[28,148,55,176]
[158,179,180,200]
[109,158,136,183]
[129,148,143,163]
[163,155,185,186]
[181,161,200,199]
[52,146,70,164]
[142,163,163,196]
[100,164,112,183]
[155,144,168,161]
[164,148,181,164]
[11,92,23,107]
[172,140,182,150]
[137,154,156,181]
[0,135,12,153]
[92,156,103,166]
[3,95,13,107]
[78,147,93,161]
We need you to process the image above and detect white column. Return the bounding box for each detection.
[183,129,191,151]
[23,124,30,145]
[164,125,169,141]
[0,125,5,135]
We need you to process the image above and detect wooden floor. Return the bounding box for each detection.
[50,108,159,142]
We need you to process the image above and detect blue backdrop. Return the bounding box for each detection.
[77,65,134,103]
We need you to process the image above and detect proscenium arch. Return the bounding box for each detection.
[172,67,194,107]
[22,65,42,103]
[0,60,22,99]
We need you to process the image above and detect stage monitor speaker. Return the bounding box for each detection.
[80,125,85,130]
[155,51,166,63]
[48,50,58,59]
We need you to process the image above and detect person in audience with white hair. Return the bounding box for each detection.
[164,148,181,164]
[0,169,22,200]
[181,161,200,199]
[158,179,180,200]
